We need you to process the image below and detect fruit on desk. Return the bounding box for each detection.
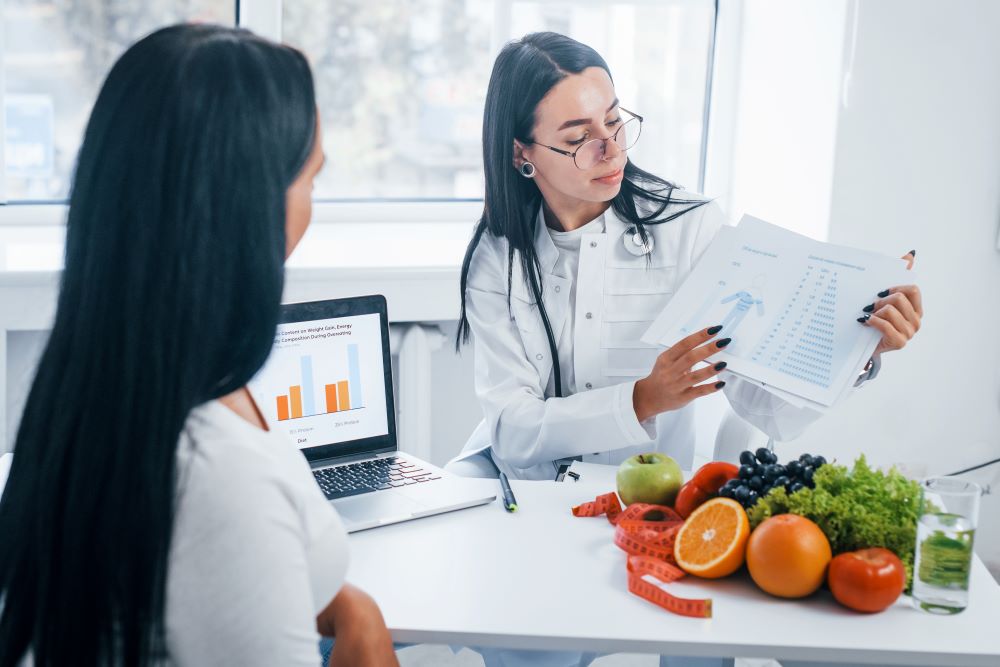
[674,497,750,578]
[828,548,906,613]
[720,449,829,509]
[674,461,740,518]
[746,514,832,598]
[615,453,683,506]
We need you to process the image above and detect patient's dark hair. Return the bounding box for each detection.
[456,32,708,397]
[0,24,316,666]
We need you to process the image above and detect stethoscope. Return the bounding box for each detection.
[622,225,654,256]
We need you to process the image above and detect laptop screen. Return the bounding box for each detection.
[249,296,396,462]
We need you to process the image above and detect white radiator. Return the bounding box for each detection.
[388,323,445,463]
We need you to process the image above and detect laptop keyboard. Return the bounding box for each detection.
[312,456,441,500]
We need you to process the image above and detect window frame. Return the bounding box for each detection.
[0,0,721,227]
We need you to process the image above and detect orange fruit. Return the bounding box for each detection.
[746,514,832,598]
[674,497,750,579]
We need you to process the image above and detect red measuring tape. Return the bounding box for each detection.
[572,492,713,618]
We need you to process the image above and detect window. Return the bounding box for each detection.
[0,0,715,206]
[1,0,234,202]
[284,0,716,201]
[283,0,494,201]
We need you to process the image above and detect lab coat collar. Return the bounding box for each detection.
[532,203,631,276]
[602,204,631,238]
[532,206,560,275]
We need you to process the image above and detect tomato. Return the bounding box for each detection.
[674,462,739,518]
[827,548,906,613]
[674,483,706,519]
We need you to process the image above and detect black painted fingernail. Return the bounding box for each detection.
[878,289,890,298]
[715,381,726,389]
[908,249,916,257]
[714,361,727,371]
[716,337,732,348]
[707,325,723,335]
[857,314,871,323]
[862,303,875,313]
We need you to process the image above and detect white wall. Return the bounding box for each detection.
[781,0,1000,476]
[5,331,47,449]
[719,0,1000,577]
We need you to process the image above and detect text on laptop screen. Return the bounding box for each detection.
[250,313,389,449]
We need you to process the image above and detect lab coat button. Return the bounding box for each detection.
[535,353,543,360]
[585,382,593,389]
[554,285,561,293]
[590,241,598,248]
[585,312,592,319]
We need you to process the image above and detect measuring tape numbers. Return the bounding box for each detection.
[573,492,713,618]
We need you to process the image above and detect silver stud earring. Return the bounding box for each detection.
[519,161,536,178]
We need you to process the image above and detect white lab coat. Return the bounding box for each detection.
[455,192,828,481]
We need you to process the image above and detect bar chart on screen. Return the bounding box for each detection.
[249,313,389,448]
[274,346,365,421]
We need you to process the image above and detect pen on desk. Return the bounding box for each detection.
[498,471,518,512]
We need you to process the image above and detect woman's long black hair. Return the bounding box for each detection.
[0,24,316,666]
[456,32,709,397]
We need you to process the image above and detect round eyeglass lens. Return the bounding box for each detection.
[617,117,641,151]
[574,118,642,170]
[574,140,605,170]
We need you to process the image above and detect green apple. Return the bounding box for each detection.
[616,453,684,506]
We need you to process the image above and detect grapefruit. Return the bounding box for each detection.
[746,514,832,598]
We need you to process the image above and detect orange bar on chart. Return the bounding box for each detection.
[276,395,290,421]
[290,385,303,418]
[325,384,339,414]
[337,381,351,411]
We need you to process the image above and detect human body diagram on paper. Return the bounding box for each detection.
[719,277,766,335]
[682,276,767,339]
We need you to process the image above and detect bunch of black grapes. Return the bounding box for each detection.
[718,448,827,509]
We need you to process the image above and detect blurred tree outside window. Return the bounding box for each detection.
[1,0,714,204]
[2,0,233,201]
[285,0,715,200]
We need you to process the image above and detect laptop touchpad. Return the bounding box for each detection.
[334,492,421,526]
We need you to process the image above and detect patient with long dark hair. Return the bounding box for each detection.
[0,24,396,667]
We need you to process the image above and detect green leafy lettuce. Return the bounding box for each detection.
[747,455,922,587]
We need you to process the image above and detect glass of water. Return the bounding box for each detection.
[912,477,981,614]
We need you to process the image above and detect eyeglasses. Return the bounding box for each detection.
[533,107,643,171]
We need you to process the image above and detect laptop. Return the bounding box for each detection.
[249,295,496,532]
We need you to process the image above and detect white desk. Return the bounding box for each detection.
[347,470,1000,666]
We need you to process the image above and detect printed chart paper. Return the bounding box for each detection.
[642,216,913,407]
